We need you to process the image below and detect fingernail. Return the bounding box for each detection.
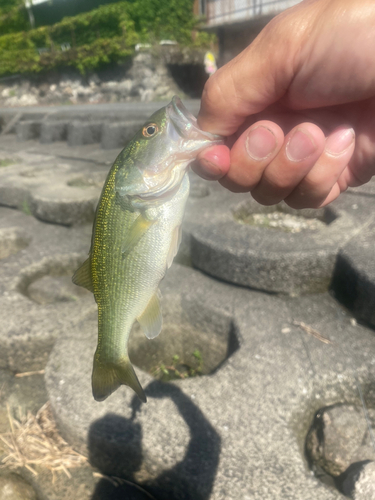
[245,126,277,160]
[286,129,316,162]
[325,127,355,155]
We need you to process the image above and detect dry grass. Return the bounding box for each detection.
[15,370,45,378]
[293,320,334,345]
[0,402,87,480]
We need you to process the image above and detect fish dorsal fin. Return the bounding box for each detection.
[166,225,182,269]
[137,290,162,339]
[122,213,155,255]
[72,258,94,293]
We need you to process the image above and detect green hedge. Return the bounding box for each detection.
[0,0,214,77]
[0,0,29,35]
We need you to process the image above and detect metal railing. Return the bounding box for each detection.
[205,0,302,26]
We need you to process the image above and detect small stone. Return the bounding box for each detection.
[305,404,375,477]
[1,88,12,98]
[18,94,38,106]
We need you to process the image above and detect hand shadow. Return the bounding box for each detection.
[89,380,221,500]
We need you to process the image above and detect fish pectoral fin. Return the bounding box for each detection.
[166,225,182,269]
[121,213,155,255]
[92,355,146,403]
[72,258,94,293]
[137,290,162,340]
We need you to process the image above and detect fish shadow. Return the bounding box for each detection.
[89,380,221,500]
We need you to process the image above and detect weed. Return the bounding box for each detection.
[151,350,203,382]
[21,199,32,216]
[0,159,16,167]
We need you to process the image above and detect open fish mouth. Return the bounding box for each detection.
[168,96,222,144]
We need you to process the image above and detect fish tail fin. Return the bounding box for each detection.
[92,355,146,403]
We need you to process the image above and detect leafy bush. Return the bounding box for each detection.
[0,0,29,35]
[0,0,215,77]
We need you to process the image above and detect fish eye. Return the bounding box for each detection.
[142,123,158,138]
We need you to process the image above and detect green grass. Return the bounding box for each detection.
[151,349,204,382]
[0,158,17,167]
[21,199,32,216]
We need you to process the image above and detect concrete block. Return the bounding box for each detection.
[40,120,68,143]
[101,120,144,149]
[16,120,42,141]
[67,121,103,146]
[45,263,375,500]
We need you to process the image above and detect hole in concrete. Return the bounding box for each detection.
[16,254,91,304]
[27,275,90,305]
[67,173,106,189]
[128,297,240,381]
[0,228,30,259]
[305,401,375,494]
[233,200,337,233]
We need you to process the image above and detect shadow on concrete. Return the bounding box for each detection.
[89,381,221,500]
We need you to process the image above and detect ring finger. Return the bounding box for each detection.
[250,123,326,205]
[284,126,355,208]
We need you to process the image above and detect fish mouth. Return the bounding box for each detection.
[168,96,223,145]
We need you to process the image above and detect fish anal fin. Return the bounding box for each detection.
[72,258,94,293]
[122,213,155,255]
[166,225,182,269]
[92,355,146,403]
[137,290,162,340]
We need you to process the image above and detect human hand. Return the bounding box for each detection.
[195,0,375,208]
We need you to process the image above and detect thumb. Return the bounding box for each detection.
[197,5,308,136]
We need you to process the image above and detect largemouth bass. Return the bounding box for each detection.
[73,97,222,402]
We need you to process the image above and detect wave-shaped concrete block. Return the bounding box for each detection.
[45,263,375,500]
[101,120,145,149]
[332,218,375,328]
[182,187,375,295]
[28,184,99,225]
[16,120,42,141]
[0,155,107,225]
[0,207,94,372]
[67,121,104,146]
[40,120,69,143]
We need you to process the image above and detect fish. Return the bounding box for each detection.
[72,96,222,402]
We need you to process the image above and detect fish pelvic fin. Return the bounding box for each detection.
[72,258,94,293]
[92,355,146,403]
[137,290,162,340]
